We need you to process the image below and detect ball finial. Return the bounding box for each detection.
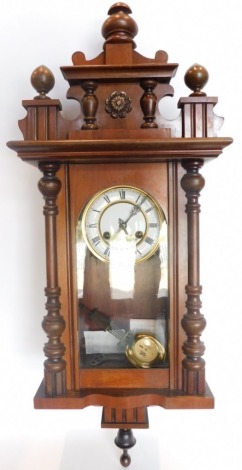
[184,64,209,96]
[101,3,138,49]
[31,65,55,99]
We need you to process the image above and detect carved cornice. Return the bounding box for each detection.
[7,137,233,164]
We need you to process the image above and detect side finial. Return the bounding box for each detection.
[101,3,138,49]
[31,65,55,99]
[184,64,209,96]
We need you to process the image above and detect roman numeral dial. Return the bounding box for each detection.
[79,185,166,263]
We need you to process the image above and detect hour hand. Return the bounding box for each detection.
[118,218,128,234]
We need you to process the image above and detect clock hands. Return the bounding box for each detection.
[115,197,148,237]
[118,205,141,234]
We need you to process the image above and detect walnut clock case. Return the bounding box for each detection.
[7,3,232,467]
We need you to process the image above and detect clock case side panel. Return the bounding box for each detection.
[57,164,78,390]
[168,162,187,391]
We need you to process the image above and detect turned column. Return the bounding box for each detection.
[81,80,99,129]
[179,64,220,394]
[181,160,206,394]
[140,79,158,128]
[38,162,66,397]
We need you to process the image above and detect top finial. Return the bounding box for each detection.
[101,3,138,49]
[184,64,209,96]
[31,65,55,99]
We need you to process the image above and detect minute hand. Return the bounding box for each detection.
[118,205,141,233]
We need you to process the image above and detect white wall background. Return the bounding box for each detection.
[0,1,241,469]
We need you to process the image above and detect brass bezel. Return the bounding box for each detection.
[80,185,166,263]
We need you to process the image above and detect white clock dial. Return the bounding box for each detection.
[81,185,165,263]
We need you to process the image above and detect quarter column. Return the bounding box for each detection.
[181,160,206,394]
[38,162,66,397]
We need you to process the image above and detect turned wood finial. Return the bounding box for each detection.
[184,64,209,96]
[101,3,138,48]
[115,429,136,467]
[31,65,55,99]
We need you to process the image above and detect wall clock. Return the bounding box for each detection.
[7,3,232,467]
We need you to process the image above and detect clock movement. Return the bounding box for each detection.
[7,3,232,466]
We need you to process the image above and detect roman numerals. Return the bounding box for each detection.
[145,206,154,213]
[104,247,110,257]
[119,189,126,199]
[92,235,101,246]
[149,222,158,228]
[136,194,147,205]
[145,236,154,245]
[103,195,110,203]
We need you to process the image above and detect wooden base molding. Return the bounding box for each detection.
[34,381,214,411]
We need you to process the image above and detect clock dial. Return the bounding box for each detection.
[81,185,166,263]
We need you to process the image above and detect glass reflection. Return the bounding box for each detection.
[76,194,168,370]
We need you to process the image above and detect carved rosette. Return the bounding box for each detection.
[181,160,206,395]
[38,163,66,397]
[105,91,132,118]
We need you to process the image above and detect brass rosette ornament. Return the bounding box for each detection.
[105,91,132,118]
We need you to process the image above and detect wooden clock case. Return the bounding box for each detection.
[7,3,232,465]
